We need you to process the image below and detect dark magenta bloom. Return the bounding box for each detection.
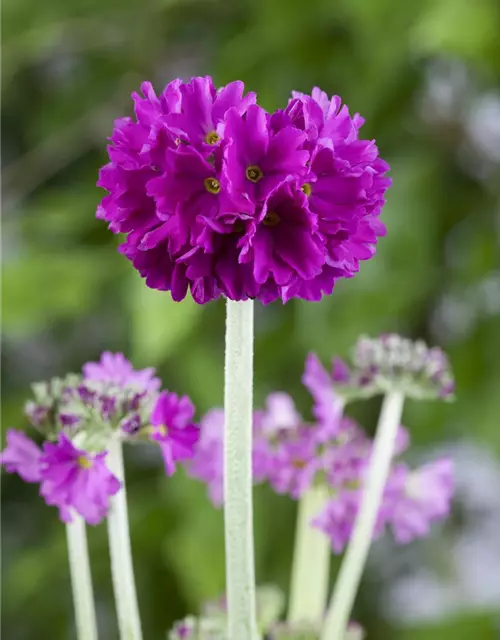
[0,429,43,482]
[149,391,200,475]
[39,434,121,525]
[97,78,391,304]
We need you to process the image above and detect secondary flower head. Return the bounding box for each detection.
[267,621,320,640]
[353,334,455,399]
[168,616,226,640]
[268,621,364,640]
[39,433,121,525]
[314,454,455,553]
[148,391,200,475]
[97,78,391,304]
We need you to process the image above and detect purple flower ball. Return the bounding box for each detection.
[97,77,391,304]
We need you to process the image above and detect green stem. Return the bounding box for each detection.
[288,485,331,624]
[66,516,99,640]
[106,439,143,640]
[224,299,258,640]
[321,390,405,640]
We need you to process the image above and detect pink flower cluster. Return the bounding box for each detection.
[186,366,455,553]
[97,77,391,304]
[0,353,200,524]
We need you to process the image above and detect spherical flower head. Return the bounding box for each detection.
[39,433,121,525]
[97,79,390,305]
[385,458,455,543]
[148,391,200,476]
[83,351,161,393]
[0,429,43,482]
[353,334,455,400]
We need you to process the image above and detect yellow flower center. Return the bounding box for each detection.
[204,177,221,194]
[263,211,280,227]
[78,456,93,470]
[301,183,312,197]
[246,165,263,183]
[205,130,220,145]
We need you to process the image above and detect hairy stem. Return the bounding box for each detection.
[321,390,405,640]
[66,516,99,640]
[106,439,143,640]
[224,299,258,640]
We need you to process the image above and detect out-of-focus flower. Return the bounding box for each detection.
[202,584,285,633]
[385,459,455,543]
[267,620,320,640]
[353,334,455,400]
[97,78,391,304]
[185,409,225,505]
[167,616,226,640]
[0,429,43,482]
[148,391,200,475]
[83,351,161,392]
[39,433,120,525]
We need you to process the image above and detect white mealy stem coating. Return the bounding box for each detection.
[66,515,99,640]
[224,299,258,640]
[106,439,143,640]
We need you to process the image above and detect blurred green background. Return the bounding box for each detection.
[2,0,500,638]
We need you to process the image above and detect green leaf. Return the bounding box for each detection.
[128,270,203,365]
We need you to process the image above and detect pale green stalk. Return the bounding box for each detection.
[288,485,331,624]
[321,390,405,640]
[106,439,143,640]
[224,299,258,640]
[66,516,98,640]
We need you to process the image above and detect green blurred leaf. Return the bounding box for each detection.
[128,271,203,366]
[412,0,499,61]
[2,250,112,334]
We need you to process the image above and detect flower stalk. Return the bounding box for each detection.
[321,390,405,640]
[106,438,143,640]
[288,485,331,625]
[66,516,99,640]
[224,299,258,640]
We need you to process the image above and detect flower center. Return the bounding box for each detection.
[292,458,306,469]
[204,177,221,194]
[263,211,280,227]
[301,183,312,197]
[77,455,93,469]
[246,165,263,183]
[205,130,220,145]
[233,220,245,233]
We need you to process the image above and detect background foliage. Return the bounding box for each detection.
[2,0,500,638]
